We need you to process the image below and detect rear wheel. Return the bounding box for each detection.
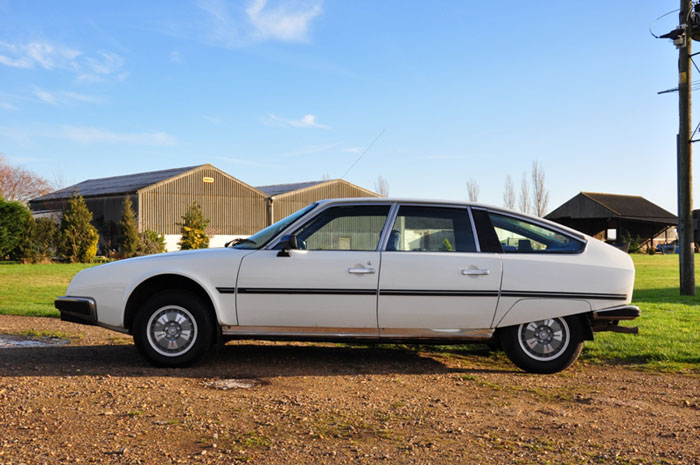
[133,290,214,367]
[500,316,584,374]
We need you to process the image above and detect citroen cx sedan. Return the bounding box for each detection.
[56,199,640,374]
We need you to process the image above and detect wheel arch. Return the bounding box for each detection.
[124,274,218,333]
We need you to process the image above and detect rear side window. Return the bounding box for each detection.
[487,213,584,253]
[386,206,476,252]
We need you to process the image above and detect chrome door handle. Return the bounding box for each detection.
[462,268,490,276]
[348,267,375,274]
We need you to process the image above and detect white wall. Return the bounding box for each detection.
[163,235,249,252]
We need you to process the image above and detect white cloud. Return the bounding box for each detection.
[170,50,183,63]
[203,115,224,126]
[266,113,330,129]
[342,147,362,153]
[0,40,125,82]
[33,87,105,105]
[60,126,177,146]
[246,0,322,42]
[197,0,322,46]
[421,154,469,160]
[0,125,176,147]
[0,101,18,110]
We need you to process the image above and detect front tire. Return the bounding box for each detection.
[133,290,214,367]
[500,316,584,374]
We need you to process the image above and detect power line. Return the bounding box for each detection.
[340,129,385,179]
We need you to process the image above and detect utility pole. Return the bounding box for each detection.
[678,0,695,295]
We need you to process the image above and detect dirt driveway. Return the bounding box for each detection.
[0,315,698,465]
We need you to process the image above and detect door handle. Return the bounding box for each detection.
[462,268,490,276]
[348,267,375,274]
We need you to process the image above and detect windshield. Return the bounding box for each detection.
[231,203,318,249]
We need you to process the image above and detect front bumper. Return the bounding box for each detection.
[55,296,97,326]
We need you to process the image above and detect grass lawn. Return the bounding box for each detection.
[0,263,97,317]
[583,254,700,372]
[0,256,698,372]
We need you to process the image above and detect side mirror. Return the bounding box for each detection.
[277,234,299,257]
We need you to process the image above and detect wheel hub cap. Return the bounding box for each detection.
[146,306,198,357]
[518,318,570,362]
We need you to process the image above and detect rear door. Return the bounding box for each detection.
[377,205,502,332]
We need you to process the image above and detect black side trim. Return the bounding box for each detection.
[380,290,499,297]
[501,290,627,300]
[237,288,377,295]
[216,287,236,294]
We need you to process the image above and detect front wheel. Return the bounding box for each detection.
[500,316,584,374]
[133,290,214,367]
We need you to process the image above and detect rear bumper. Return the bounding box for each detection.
[55,296,97,326]
[591,305,640,334]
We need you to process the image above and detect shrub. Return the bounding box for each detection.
[58,194,99,263]
[0,199,31,260]
[139,229,166,255]
[178,201,210,250]
[119,196,141,258]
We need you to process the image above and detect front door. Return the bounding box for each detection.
[378,205,502,332]
[236,204,391,333]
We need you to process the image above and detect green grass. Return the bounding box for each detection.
[583,254,700,371]
[0,263,97,317]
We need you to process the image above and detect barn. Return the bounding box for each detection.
[545,192,677,250]
[29,165,379,252]
[255,179,380,223]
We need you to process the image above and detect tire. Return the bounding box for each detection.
[133,290,215,367]
[500,315,584,374]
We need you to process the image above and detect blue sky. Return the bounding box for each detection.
[0,1,687,214]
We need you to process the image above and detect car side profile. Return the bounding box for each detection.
[56,198,640,374]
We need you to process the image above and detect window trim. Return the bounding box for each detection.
[479,208,588,255]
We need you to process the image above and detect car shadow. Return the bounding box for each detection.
[0,342,517,378]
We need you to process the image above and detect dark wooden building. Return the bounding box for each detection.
[545,192,677,248]
[256,179,380,223]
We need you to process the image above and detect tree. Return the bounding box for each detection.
[0,199,31,260]
[178,201,210,250]
[518,172,531,215]
[119,196,141,258]
[0,154,52,203]
[58,194,99,263]
[531,160,550,217]
[374,176,390,197]
[466,178,480,202]
[139,230,167,255]
[503,175,516,210]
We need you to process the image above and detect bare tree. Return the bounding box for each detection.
[0,154,52,203]
[503,175,516,210]
[518,172,531,214]
[321,172,331,181]
[466,178,480,202]
[374,175,389,197]
[531,160,550,217]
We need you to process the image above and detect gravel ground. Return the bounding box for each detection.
[0,314,698,465]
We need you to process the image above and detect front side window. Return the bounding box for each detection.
[386,206,476,252]
[232,203,317,249]
[293,205,390,251]
[488,212,584,253]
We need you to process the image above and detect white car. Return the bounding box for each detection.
[56,198,639,373]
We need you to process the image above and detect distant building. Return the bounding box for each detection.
[546,192,677,250]
[29,165,378,252]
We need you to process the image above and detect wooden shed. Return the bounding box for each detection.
[30,164,268,250]
[256,179,380,223]
[545,192,677,249]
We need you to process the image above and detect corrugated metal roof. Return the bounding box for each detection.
[255,180,327,197]
[30,165,202,202]
[546,192,677,224]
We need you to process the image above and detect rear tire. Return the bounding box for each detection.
[133,290,214,367]
[500,315,584,374]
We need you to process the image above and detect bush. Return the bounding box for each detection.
[58,194,99,263]
[14,216,58,263]
[119,196,141,258]
[139,229,166,255]
[0,199,31,260]
[178,201,210,250]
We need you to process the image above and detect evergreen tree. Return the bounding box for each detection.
[139,229,167,255]
[0,199,31,260]
[177,201,210,250]
[58,194,99,263]
[119,196,141,258]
